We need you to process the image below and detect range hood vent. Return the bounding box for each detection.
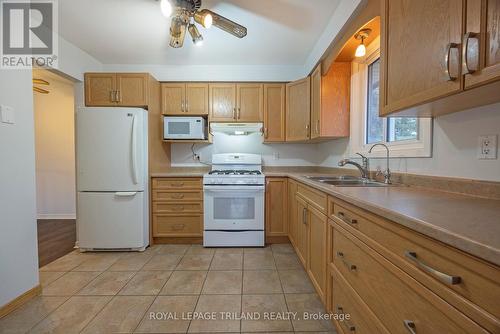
[210,122,263,136]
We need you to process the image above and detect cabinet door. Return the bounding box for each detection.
[162,83,185,115]
[236,83,263,122]
[287,180,298,247]
[464,0,500,88]
[307,205,327,302]
[286,77,311,141]
[310,65,321,139]
[209,84,237,121]
[265,178,288,237]
[380,0,463,116]
[263,84,286,142]
[84,73,116,106]
[186,83,209,115]
[116,73,149,106]
[295,195,309,267]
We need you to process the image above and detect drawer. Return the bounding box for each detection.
[152,190,203,202]
[153,214,203,237]
[152,202,202,214]
[330,265,389,334]
[331,222,488,334]
[330,198,500,330]
[152,177,202,190]
[297,183,327,214]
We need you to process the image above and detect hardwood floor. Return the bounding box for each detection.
[37,219,76,268]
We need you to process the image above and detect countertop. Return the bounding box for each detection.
[151,168,500,266]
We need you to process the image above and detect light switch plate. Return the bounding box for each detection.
[0,105,15,124]
[477,135,498,160]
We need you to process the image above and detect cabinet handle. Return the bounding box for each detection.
[403,320,417,334]
[462,32,479,74]
[336,251,357,271]
[445,42,460,81]
[316,120,319,134]
[405,251,461,285]
[337,212,358,227]
[186,100,189,112]
[171,193,185,199]
[302,207,307,225]
[115,90,121,103]
[336,306,356,332]
[233,108,236,120]
[305,124,310,138]
[237,107,241,119]
[264,127,268,138]
[181,100,185,112]
[170,182,185,187]
[110,91,115,102]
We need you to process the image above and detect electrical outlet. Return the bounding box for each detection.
[273,152,279,160]
[0,105,15,124]
[477,135,498,160]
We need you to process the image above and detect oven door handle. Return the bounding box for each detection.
[204,185,265,192]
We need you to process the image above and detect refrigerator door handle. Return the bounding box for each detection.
[131,113,139,184]
[115,192,138,197]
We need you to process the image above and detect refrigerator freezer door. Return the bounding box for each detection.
[77,192,146,250]
[76,108,145,192]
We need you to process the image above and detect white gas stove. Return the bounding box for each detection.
[203,153,265,247]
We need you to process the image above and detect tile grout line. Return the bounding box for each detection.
[272,246,296,332]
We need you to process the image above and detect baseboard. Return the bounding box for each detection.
[0,284,42,319]
[37,214,76,220]
[266,235,291,244]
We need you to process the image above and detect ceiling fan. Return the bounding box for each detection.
[159,0,248,48]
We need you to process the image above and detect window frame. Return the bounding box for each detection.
[349,37,433,158]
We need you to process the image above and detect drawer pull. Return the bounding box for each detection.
[170,182,185,187]
[172,205,185,211]
[336,306,356,332]
[405,251,461,285]
[303,208,307,225]
[336,251,357,271]
[337,212,358,226]
[403,320,417,334]
[171,194,185,199]
[171,224,185,231]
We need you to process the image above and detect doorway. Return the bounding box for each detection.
[33,69,77,267]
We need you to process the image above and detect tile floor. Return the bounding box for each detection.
[0,244,337,334]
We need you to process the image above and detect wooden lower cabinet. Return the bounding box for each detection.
[307,205,327,303]
[151,177,203,240]
[265,178,288,241]
[287,179,298,246]
[295,195,309,267]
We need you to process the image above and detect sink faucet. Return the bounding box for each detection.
[338,153,369,180]
[368,143,392,184]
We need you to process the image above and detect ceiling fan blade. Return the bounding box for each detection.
[204,9,247,38]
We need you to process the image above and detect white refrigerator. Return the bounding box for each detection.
[76,107,149,251]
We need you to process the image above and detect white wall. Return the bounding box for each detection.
[0,70,40,306]
[33,70,76,219]
[317,103,500,182]
[171,132,320,167]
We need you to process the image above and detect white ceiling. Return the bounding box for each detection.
[59,0,341,66]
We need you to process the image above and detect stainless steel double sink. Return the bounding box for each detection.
[305,175,391,187]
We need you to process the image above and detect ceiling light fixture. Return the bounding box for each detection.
[188,23,203,46]
[157,0,247,48]
[160,0,173,18]
[194,9,212,28]
[354,28,371,58]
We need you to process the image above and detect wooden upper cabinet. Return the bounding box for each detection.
[161,83,185,115]
[263,84,286,142]
[380,0,464,116]
[186,83,209,115]
[209,83,237,121]
[286,77,311,141]
[236,84,263,122]
[161,83,209,115]
[85,73,149,107]
[84,73,116,106]
[310,66,322,140]
[116,73,149,106]
[265,178,288,238]
[463,0,500,89]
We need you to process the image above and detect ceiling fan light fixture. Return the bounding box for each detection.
[188,23,204,46]
[160,0,173,18]
[169,15,187,48]
[194,9,212,28]
[354,28,371,58]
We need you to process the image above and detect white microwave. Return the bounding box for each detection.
[163,116,206,140]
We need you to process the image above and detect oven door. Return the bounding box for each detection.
[204,185,264,231]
